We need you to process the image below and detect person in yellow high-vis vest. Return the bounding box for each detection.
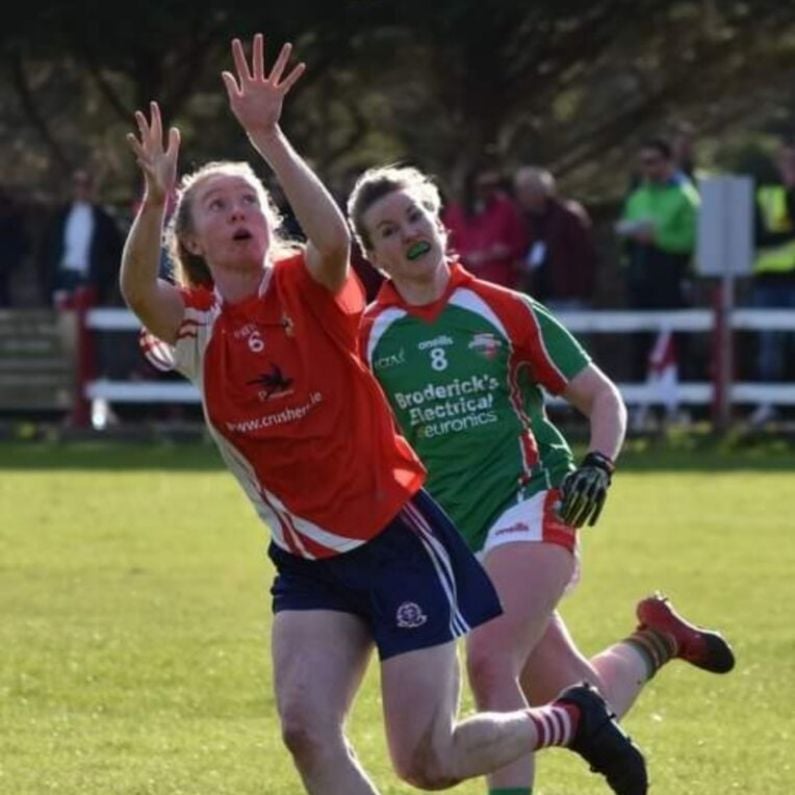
[750,142,795,425]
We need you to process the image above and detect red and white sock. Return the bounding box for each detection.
[527,703,579,749]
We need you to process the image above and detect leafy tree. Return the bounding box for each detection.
[4,0,795,207]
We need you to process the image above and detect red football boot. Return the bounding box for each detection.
[636,593,735,674]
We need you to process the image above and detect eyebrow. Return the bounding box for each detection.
[374,201,420,229]
[199,183,256,205]
[199,187,226,204]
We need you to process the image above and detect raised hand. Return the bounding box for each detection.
[126,101,180,205]
[222,34,306,136]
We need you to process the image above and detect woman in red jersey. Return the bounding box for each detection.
[120,34,646,795]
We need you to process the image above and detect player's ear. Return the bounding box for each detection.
[183,234,203,256]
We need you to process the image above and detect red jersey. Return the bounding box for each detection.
[166,253,425,559]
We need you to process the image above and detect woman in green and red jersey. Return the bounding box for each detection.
[352,165,734,795]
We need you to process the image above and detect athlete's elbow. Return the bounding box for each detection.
[119,278,141,311]
[317,232,351,266]
[595,381,627,429]
[120,279,155,319]
[308,242,352,292]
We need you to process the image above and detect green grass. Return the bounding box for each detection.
[1,441,793,793]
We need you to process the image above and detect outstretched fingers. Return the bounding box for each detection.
[278,61,306,93]
[268,42,292,84]
[125,131,144,161]
[231,37,252,85]
[166,126,181,158]
[126,102,180,190]
[128,110,154,167]
[148,101,163,144]
[269,42,305,92]
[229,35,305,94]
[130,103,168,152]
[251,32,265,81]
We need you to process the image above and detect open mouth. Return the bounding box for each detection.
[406,241,431,261]
[232,229,253,241]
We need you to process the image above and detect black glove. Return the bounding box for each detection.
[559,451,614,528]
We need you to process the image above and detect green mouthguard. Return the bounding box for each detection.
[407,242,429,260]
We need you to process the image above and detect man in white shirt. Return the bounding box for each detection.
[40,169,122,307]
[38,169,123,426]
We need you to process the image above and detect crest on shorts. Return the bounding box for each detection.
[396,601,428,629]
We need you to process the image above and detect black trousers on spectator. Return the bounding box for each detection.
[625,247,690,381]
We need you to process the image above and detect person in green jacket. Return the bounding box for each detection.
[616,138,700,392]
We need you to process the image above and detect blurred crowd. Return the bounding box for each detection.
[1,125,794,427]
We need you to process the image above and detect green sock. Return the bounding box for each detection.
[489,789,532,795]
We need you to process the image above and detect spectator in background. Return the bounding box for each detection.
[442,161,527,288]
[617,139,700,373]
[39,168,123,308]
[38,168,124,426]
[513,166,597,310]
[0,188,30,307]
[748,140,795,426]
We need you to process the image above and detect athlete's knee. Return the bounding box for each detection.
[466,644,518,705]
[279,706,342,770]
[393,741,462,791]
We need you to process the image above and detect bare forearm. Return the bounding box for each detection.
[120,199,167,306]
[586,384,626,461]
[119,199,183,343]
[248,125,349,256]
[563,366,626,461]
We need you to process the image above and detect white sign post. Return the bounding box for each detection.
[695,175,754,430]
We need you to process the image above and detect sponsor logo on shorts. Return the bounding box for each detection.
[396,601,428,629]
[494,521,530,537]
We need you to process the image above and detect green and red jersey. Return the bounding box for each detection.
[360,262,590,552]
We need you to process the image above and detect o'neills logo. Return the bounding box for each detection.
[494,521,529,537]
[418,335,454,350]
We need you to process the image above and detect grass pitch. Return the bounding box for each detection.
[0,440,793,794]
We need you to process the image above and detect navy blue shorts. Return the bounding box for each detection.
[268,489,503,660]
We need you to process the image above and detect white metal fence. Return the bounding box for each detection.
[84,307,795,407]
